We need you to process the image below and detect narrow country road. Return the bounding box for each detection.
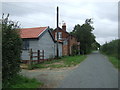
[58,51,118,88]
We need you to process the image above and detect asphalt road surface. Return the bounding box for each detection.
[58,51,118,88]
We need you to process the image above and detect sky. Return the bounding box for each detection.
[1,0,119,45]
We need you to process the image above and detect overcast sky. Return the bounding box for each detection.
[1,0,119,45]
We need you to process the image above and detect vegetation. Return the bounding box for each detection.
[4,74,43,88]
[108,56,120,69]
[100,39,120,69]
[22,55,86,69]
[2,14,23,88]
[100,39,119,59]
[71,44,79,55]
[70,19,100,55]
[2,14,43,88]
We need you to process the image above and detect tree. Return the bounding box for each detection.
[49,28,54,31]
[71,19,97,54]
[92,41,101,50]
[2,14,22,88]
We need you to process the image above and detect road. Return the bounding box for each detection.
[58,51,118,88]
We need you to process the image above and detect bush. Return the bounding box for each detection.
[2,14,22,88]
[71,44,79,55]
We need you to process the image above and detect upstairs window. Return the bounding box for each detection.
[58,32,62,40]
[23,40,29,50]
[55,32,57,40]
[55,32,62,40]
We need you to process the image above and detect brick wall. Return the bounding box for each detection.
[62,44,68,56]
[52,27,79,56]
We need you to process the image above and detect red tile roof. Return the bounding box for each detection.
[19,27,48,39]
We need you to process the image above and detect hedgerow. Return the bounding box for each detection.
[100,39,120,60]
[2,14,22,88]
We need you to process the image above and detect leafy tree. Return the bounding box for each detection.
[71,19,98,54]
[49,28,54,31]
[92,41,101,50]
[2,14,22,88]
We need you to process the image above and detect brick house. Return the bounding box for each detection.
[52,23,80,56]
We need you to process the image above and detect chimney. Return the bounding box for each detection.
[62,23,66,32]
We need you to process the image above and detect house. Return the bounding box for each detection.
[52,23,80,56]
[19,26,62,62]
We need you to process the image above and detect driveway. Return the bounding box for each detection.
[21,66,75,88]
[58,51,118,88]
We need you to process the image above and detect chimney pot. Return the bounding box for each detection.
[62,23,66,31]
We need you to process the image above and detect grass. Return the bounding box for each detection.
[108,56,120,70]
[100,52,120,70]
[3,74,43,88]
[31,55,87,69]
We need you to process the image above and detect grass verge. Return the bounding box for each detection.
[108,56,120,70]
[3,74,43,88]
[31,55,86,69]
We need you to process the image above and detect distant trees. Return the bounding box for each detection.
[92,41,101,50]
[100,39,119,60]
[70,19,99,54]
[2,14,22,88]
[49,28,54,31]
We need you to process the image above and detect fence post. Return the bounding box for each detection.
[29,48,33,69]
[38,50,40,63]
[42,50,44,60]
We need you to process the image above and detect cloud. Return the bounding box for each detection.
[2,1,118,45]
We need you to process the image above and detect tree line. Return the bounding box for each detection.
[100,39,120,60]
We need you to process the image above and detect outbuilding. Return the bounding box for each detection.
[19,26,62,62]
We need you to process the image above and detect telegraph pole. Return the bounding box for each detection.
[56,6,59,58]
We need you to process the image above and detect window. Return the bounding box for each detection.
[55,32,62,40]
[55,32,57,40]
[23,40,29,50]
[58,32,62,40]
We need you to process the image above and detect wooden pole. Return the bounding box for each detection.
[56,6,59,58]
[43,50,44,60]
[38,50,40,63]
[29,49,33,68]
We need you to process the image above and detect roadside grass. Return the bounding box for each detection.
[100,52,120,70]
[3,74,43,88]
[31,55,86,69]
[108,56,120,70]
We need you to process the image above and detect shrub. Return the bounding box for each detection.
[71,44,79,55]
[2,14,22,88]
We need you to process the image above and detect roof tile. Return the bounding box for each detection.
[19,27,47,38]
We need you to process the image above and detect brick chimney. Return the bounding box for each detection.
[62,23,66,32]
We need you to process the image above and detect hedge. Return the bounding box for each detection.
[2,14,22,88]
[100,39,120,60]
